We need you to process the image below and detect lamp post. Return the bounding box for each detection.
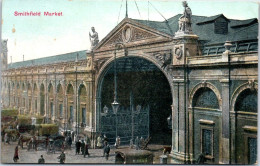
[111,50,120,139]
[111,43,127,139]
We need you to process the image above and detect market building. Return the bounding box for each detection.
[1,2,258,164]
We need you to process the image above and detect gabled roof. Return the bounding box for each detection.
[94,17,173,50]
[133,14,258,45]
[8,50,87,69]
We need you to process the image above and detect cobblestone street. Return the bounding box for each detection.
[1,141,167,164]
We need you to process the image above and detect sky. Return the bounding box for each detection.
[2,0,259,63]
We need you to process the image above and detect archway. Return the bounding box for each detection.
[190,85,222,164]
[57,84,64,119]
[33,83,38,115]
[40,84,45,116]
[66,84,74,127]
[78,84,88,127]
[28,83,32,113]
[97,56,172,145]
[16,83,20,107]
[48,83,54,119]
[234,88,257,164]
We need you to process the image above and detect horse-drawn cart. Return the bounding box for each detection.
[4,129,19,142]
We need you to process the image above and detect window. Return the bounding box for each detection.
[202,129,212,156]
[248,138,257,164]
[200,120,214,160]
[35,99,37,110]
[50,102,54,117]
[70,106,73,122]
[82,108,86,124]
[59,104,63,117]
[214,17,228,34]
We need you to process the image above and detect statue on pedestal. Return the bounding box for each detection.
[89,27,99,50]
[177,1,192,34]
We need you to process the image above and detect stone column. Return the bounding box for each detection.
[220,79,230,164]
[170,78,190,163]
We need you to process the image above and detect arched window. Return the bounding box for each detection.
[192,87,219,109]
[235,89,257,113]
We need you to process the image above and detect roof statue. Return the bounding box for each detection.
[89,27,99,50]
[176,1,193,36]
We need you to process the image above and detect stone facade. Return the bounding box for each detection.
[1,11,258,165]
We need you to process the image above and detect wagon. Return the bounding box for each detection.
[115,150,153,164]
[51,139,65,153]
[4,129,19,142]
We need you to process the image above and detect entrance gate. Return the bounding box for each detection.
[100,93,150,144]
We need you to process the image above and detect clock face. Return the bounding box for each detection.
[175,48,182,59]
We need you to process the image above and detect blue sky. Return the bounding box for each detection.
[2,0,258,63]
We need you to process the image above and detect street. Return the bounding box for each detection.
[1,141,168,164]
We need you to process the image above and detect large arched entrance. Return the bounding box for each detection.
[97,56,172,145]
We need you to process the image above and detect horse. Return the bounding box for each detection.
[18,135,31,148]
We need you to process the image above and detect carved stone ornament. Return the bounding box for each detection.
[122,26,132,43]
[175,47,183,59]
[248,79,256,91]
[94,58,109,71]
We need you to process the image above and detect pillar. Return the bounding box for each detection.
[220,79,230,164]
[170,78,190,163]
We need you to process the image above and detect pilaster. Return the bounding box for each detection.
[220,79,230,164]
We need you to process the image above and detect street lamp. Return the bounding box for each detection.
[111,43,123,138]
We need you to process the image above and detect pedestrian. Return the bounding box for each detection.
[31,136,36,150]
[81,139,85,155]
[13,146,19,162]
[96,135,103,148]
[103,134,108,147]
[104,144,110,160]
[196,153,206,164]
[75,139,81,155]
[68,135,72,148]
[140,137,144,147]
[58,151,66,164]
[1,128,4,142]
[84,140,90,158]
[38,155,45,164]
[4,133,9,144]
[115,136,121,149]
[135,136,140,150]
[129,139,134,149]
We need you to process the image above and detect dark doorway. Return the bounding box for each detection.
[100,57,172,145]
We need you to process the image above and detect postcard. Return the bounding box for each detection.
[0,0,258,165]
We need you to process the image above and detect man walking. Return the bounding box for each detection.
[58,151,66,164]
[81,139,85,155]
[75,139,81,155]
[84,140,90,158]
[38,155,45,164]
[104,144,110,160]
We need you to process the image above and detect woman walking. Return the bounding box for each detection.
[13,146,19,162]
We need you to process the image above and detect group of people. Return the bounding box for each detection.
[130,136,145,150]
[75,138,90,157]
